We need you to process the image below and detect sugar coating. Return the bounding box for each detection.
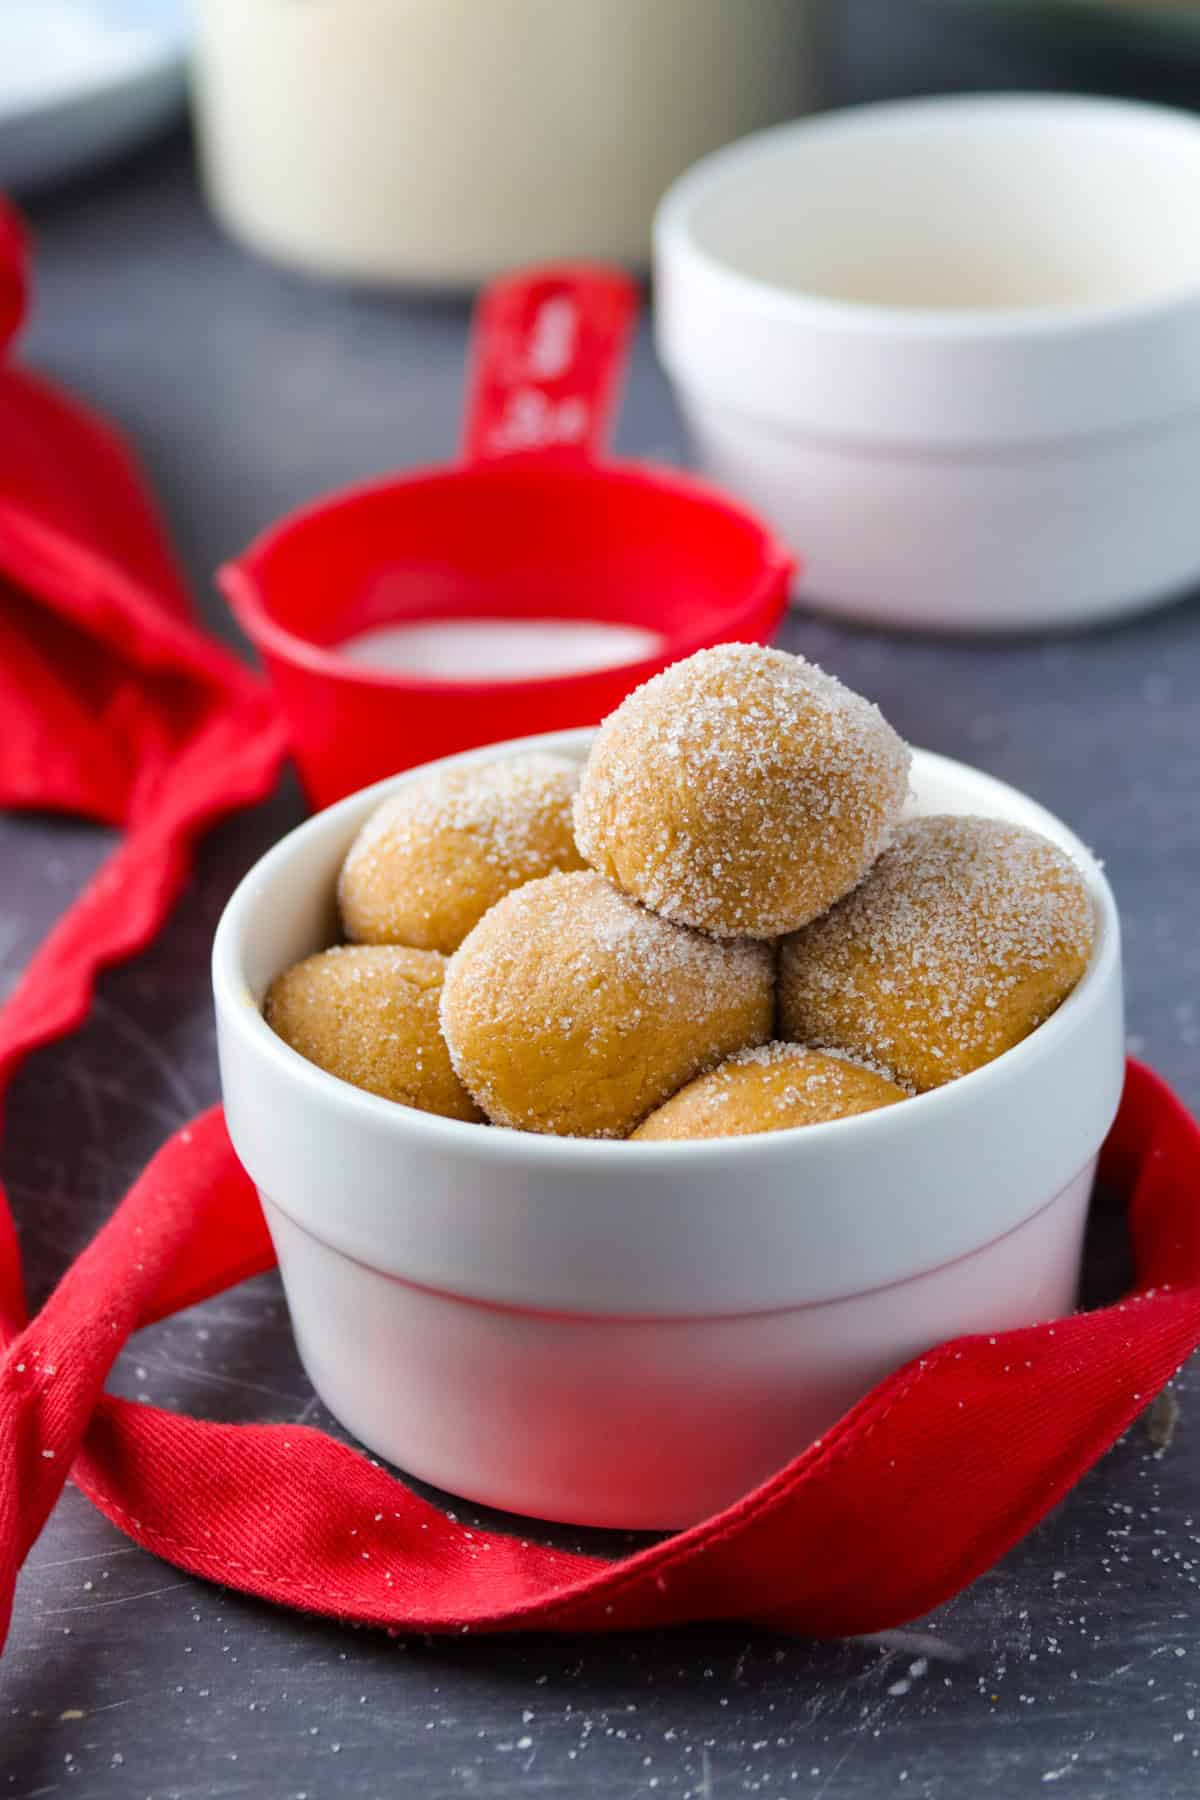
[265,944,482,1120]
[631,1042,908,1141]
[440,870,774,1138]
[778,814,1096,1092]
[574,644,911,939]
[338,751,585,954]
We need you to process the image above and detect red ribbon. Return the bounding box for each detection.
[2,1073,1198,1648]
[3,203,1200,1654]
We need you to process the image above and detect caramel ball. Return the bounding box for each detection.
[338,751,585,954]
[779,814,1096,1091]
[265,944,482,1121]
[632,1043,908,1141]
[440,871,774,1138]
[574,644,910,939]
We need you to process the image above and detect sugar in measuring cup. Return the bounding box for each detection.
[221,265,793,807]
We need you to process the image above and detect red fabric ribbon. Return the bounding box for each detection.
[0,206,286,1642]
[3,1074,1199,1646]
[3,204,1200,1653]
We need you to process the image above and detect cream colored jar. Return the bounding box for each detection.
[192,0,815,286]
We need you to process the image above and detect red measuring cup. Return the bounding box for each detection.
[221,266,794,808]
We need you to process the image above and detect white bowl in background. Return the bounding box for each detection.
[214,729,1123,1529]
[0,1,190,195]
[656,94,1200,634]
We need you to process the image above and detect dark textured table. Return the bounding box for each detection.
[4,7,1200,1796]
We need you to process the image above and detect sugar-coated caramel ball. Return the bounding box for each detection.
[338,752,585,954]
[631,1042,908,1140]
[439,871,774,1138]
[778,814,1096,1092]
[265,944,482,1121]
[574,644,910,939]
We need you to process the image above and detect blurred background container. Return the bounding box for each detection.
[7,4,1200,223]
[0,0,189,195]
[191,0,819,288]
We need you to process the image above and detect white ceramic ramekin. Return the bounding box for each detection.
[214,730,1123,1529]
[655,94,1200,633]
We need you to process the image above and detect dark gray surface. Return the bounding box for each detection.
[4,6,1200,1795]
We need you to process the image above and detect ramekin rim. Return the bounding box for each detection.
[654,91,1200,343]
[212,731,1121,1170]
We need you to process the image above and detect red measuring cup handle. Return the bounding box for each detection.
[460,264,639,467]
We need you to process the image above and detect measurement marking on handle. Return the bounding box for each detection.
[527,295,577,380]
[486,389,588,455]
